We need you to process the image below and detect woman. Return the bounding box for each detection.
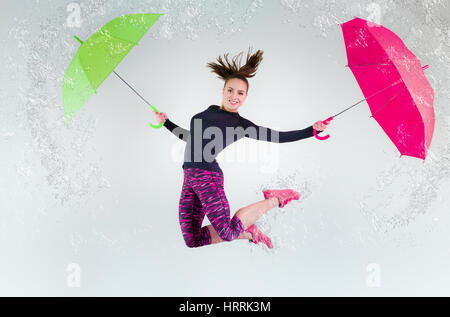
[154,48,327,249]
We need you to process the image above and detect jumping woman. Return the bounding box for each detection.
[154,48,327,249]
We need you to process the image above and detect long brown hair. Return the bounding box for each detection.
[206,47,264,92]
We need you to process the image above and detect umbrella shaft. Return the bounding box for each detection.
[112,70,157,112]
[332,79,403,119]
[333,98,366,118]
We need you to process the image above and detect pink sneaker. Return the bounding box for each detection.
[263,189,300,208]
[247,224,273,249]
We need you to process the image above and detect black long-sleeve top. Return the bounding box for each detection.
[163,105,317,172]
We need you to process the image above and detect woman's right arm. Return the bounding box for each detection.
[154,111,190,142]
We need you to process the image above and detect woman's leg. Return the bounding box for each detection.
[193,170,247,243]
[204,196,279,245]
[234,197,279,229]
[180,168,279,247]
[193,170,278,243]
[205,225,252,244]
[183,195,279,246]
[179,171,212,248]
[203,198,280,244]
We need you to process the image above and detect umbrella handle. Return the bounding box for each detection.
[313,117,333,141]
[149,122,164,129]
[149,104,164,129]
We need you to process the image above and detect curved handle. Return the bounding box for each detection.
[314,117,333,141]
[149,122,164,129]
[149,104,164,129]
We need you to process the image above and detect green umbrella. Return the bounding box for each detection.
[62,13,164,128]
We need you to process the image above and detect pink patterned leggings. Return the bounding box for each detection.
[178,168,245,248]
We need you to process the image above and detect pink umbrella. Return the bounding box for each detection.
[314,17,435,160]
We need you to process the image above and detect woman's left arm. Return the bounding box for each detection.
[240,118,326,143]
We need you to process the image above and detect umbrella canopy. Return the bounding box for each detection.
[341,17,434,159]
[62,13,162,126]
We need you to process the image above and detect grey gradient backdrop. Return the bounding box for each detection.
[1,0,449,296]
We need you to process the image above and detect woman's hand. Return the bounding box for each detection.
[313,120,328,131]
[153,110,168,124]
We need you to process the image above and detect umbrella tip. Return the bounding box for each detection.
[74,35,84,45]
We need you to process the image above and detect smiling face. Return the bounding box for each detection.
[221,78,248,112]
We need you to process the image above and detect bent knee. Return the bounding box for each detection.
[184,238,200,248]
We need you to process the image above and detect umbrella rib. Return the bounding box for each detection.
[100,30,139,45]
[370,85,406,118]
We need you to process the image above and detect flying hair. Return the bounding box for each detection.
[206,47,264,91]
